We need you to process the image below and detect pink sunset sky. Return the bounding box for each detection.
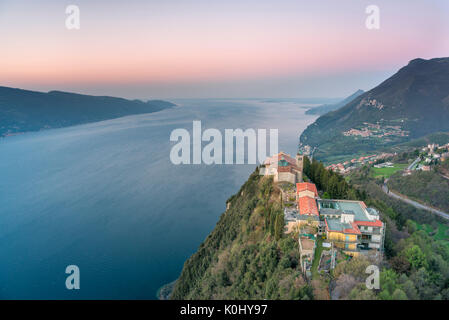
[0,0,448,99]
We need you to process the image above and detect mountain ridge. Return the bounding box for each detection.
[0,86,175,137]
[305,89,364,115]
[300,57,449,162]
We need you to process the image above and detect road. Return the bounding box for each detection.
[382,182,449,220]
[407,156,420,170]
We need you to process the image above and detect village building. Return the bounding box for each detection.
[285,182,384,257]
[297,182,318,199]
[260,151,303,184]
[284,182,321,233]
[442,152,449,161]
[319,199,384,256]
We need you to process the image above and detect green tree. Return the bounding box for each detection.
[270,208,276,235]
[391,288,408,300]
[378,269,399,300]
[401,280,419,300]
[322,192,331,199]
[405,245,428,270]
[328,175,339,198]
[348,284,378,300]
[274,213,284,241]
[390,255,410,274]
[320,170,330,191]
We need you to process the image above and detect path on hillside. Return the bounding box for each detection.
[407,157,421,170]
[382,181,449,220]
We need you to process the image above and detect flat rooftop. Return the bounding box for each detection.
[326,218,352,232]
[326,217,361,235]
[318,199,371,221]
[300,237,315,251]
[284,208,300,221]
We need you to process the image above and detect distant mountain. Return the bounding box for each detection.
[0,86,175,137]
[300,58,449,162]
[305,89,364,115]
[261,97,341,105]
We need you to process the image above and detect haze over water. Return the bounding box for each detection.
[0,99,317,299]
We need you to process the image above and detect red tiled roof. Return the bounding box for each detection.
[277,152,296,164]
[264,152,299,170]
[344,223,362,235]
[325,219,361,235]
[296,182,318,197]
[355,220,383,227]
[298,196,319,216]
[278,166,293,173]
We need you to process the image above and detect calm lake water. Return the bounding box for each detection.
[0,99,317,299]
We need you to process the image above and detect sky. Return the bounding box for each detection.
[0,0,448,99]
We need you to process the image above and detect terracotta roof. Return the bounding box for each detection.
[344,223,362,235]
[296,182,318,197]
[277,152,296,164]
[264,152,299,170]
[355,220,383,227]
[325,218,361,235]
[298,196,319,216]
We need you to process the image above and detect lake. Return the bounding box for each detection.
[0,99,318,299]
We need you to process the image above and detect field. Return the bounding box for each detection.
[371,163,408,178]
[413,221,449,248]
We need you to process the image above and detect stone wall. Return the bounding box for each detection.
[275,172,296,184]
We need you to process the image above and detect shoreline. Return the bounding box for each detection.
[156,280,177,300]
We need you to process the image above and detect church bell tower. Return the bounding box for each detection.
[296,152,304,182]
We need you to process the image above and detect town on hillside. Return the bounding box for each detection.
[326,153,396,175]
[325,142,449,176]
[402,143,449,175]
[261,151,385,278]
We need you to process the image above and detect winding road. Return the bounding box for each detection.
[382,181,449,220]
[407,157,421,171]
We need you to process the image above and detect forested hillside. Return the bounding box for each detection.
[347,165,449,299]
[387,163,449,213]
[171,169,314,299]
[172,158,449,300]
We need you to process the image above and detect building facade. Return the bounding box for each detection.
[260,151,303,184]
[285,182,384,256]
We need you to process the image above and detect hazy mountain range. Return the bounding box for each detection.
[305,89,364,115]
[0,86,175,137]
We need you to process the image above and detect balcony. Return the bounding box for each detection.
[359,229,382,235]
[329,239,360,244]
